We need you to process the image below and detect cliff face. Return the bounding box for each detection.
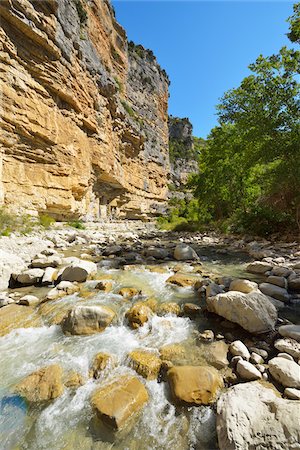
[168,117,199,193]
[0,0,170,220]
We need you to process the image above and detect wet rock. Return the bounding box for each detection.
[61,260,97,283]
[91,375,148,430]
[229,341,250,360]
[277,353,294,361]
[18,295,41,307]
[125,303,152,329]
[91,352,115,378]
[268,357,300,388]
[102,245,123,256]
[95,280,113,293]
[45,281,79,301]
[118,287,141,298]
[217,381,300,450]
[159,344,185,362]
[0,304,41,336]
[199,329,214,342]
[288,275,300,291]
[274,338,300,359]
[64,371,84,389]
[206,291,277,334]
[168,365,224,405]
[284,387,300,400]
[157,302,181,316]
[279,324,300,342]
[246,261,273,274]
[166,273,198,287]
[229,279,258,294]
[12,268,44,286]
[272,266,293,277]
[16,364,64,402]
[174,244,199,261]
[62,305,115,335]
[259,283,290,303]
[205,282,224,298]
[129,350,161,380]
[183,302,201,317]
[204,341,229,369]
[236,360,262,381]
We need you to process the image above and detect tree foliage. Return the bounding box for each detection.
[187,3,300,236]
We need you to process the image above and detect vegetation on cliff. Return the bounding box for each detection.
[162,2,300,237]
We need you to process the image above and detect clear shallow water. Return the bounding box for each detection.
[0,266,219,450]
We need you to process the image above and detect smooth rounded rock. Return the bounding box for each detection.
[268,357,300,388]
[236,360,262,381]
[229,341,250,360]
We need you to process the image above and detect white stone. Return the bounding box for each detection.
[14,268,44,285]
[277,353,294,361]
[42,267,58,285]
[229,279,258,294]
[268,357,300,388]
[236,360,262,380]
[217,381,300,450]
[284,387,300,400]
[229,341,250,360]
[274,338,300,359]
[279,325,300,342]
[31,255,62,268]
[250,352,264,365]
[206,291,277,334]
[18,295,41,306]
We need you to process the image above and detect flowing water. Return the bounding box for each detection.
[0,246,294,450]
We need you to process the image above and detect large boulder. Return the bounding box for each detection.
[236,360,261,381]
[274,338,300,359]
[259,283,290,303]
[229,279,258,294]
[166,273,199,287]
[206,291,277,334]
[202,341,229,369]
[0,304,41,336]
[268,357,300,388]
[15,365,64,402]
[61,305,115,335]
[167,365,224,405]
[61,260,97,282]
[12,268,44,286]
[0,249,26,290]
[216,381,300,450]
[129,350,161,380]
[91,375,148,430]
[174,244,199,261]
[144,247,169,259]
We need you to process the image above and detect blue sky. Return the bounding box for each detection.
[113,1,295,137]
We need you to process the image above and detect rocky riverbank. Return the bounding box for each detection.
[0,222,300,449]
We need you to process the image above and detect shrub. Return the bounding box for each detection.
[121,100,135,118]
[39,214,56,228]
[0,208,36,236]
[68,220,86,230]
[73,0,87,25]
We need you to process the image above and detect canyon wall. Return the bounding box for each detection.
[0,0,170,220]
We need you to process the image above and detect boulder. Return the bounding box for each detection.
[18,295,41,307]
[259,283,290,303]
[205,282,224,298]
[174,244,199,261]
[12,268,44,286]
[31,255,62,268]
[183,302,201,317]
[42,267,58,285]
[167,365,224,405]
[236,360,261,380]
[284,387,300,400]
[268,357,300,388]
[125,303,152,329]
[166,273,198,287]
[15,365,64,402]
[279,325,300,342]
[159,344,185,362]
[229,341,250,360]
[206,291,277,334]
[288,276,300,291]
[45,281,79,301]
[274,338,300,359]
[91,375,148,430]
[61,260,97,283]
[203,340,229,369]
[272,266,292,277]
[64,371,84,389]
[229,279,258,294]
[156,302,181,316]
[61,305,115,335]
[144,247,169,259]
[216,381,300,450]
[246,261,273,274]
[129,350,161,380]
[266,276,287,288]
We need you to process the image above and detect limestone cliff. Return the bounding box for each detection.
[0,0,170,220]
